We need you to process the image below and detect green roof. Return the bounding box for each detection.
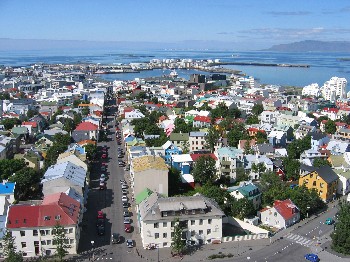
[330,155,350,168]
[136,188,153,205]
[334,169,350,179]
[11,126,28,135]
[40,101,57,106]
[170,133,189,141]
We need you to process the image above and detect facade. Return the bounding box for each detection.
[298,165,338,202]
[138,193,224,248]
[169,133,189,150]
[229,182,261,209]
[72,121,99,143]
[260,199,300,229]
[6,193,81,258]
[302,83,321,97]
[216,147,244,182]
[189,131,207,152]
[131,156,169,197]
[321,77,347,101]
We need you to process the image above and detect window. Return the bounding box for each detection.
[319,190,323,196]
[23,219,27,224]
[163,212,167,217]
[69,239,74,244]
[155,233,159,239]
[208,219,212,225]
[163,233,167,238]
[199,230,203,235]
[191,230,195,236]
[163,242,167,247]
[154,223,159,228]
[171,232,174,238]
[191,220,195,225]
[162,222,167,228]
[20,231,25,237]
[21,242,27,248]
[44,216,51,221]
[320,183,324,188]
[69,228,73,234]
[171,221,175,227]
[313,181,317,186]
[47,240,52,245]
[274,212,277,217]
[199,219,203,225]
[192,210,195,215]
[23,252,27,257]
[41,240,46,246]
[33,230,38,236]
[207,229,211,235]
[55,215,61,220]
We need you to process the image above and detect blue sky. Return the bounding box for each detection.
[0,0,350,50]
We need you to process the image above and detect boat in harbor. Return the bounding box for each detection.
[169,69,178,78]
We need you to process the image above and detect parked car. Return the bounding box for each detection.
[102,153,107,159]
[97,225,105,236]
[97,211,104,219]
[101,165,106,172]
[125,224,132,233]
[100,175,106,182]
[126,239,134,248]
[122,184,128,189]
[122,189,128,195]
[325,218,334,225]
[96,218,104,227]
[123,210,130,217]
[124,217,131,224]
[122,202,129,208]
[112,233,121,244]
[304,253,319,262]
[122,196,128,202]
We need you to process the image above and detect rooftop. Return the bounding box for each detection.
[132,155,168,173]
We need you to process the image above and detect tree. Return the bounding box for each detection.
[251,163,266,176]
[168,167,182,196]
[282,157,301,181]
[1,118,21,130]
[255,131,267,144]
[246,115,259,125]
[174,118,192,134]
[84,144,98,161]
[0,159,26,180]
[251,104,264,116]
[81,106,90,116]
[313,158,332,168]
[316,115,329,124]
[171,218,186,256]
[210,102,229,119]
[26,108,38,118]
[325,120,336,134]
[228,108,242,119]
[243,140,254,155]
[2,230,23,262]
[204,127,220,153]
[63,118,76,133]
[227,123,249,147]
[53,223,68,262]
[230,198,257,219]
[0,92,10,100]
[53,133,72,147]
[73,112,82,126]
[44,144,67,170]
[286,135,311,159]
[192,156,217,185]
[331,201,350,254]
[236,167,249,182]
[9,167,41,200]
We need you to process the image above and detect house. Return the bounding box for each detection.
[298,165,338,202]
[229,182,261,209]
[130,156,169,197]
[300,149,328,166]
[14,151,43,171]
[29,114,48,132]
[260,199,300,229]
[162,141,182,165]
[192,116,211,129]
[310,132,330,150]
[189,131,207,153]
[171,154,194,187]
[125,109,145,120]
[217,147,244,183]
[260,111,279,125]
[169,133,189,150]
[0,182,16,241]
[244,154,274,180]
[21,121,39,136]
[320,107,339,121]
[72,121,99,143]
[326,140,350,155]
[268,131,286,147]
[6,192,81,257]
[138,193,224,248]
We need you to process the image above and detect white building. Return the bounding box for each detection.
[189,131,207,152]
[138,193,224,248]
[321,77,347,101]
[302,83,321,97]
[6,192,81,258]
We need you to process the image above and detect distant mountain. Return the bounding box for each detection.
[265,40,350,52]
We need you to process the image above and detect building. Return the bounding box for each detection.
[6,192,81,258]
[72,121,99,143]
[321,77,347,101]
[189,131,207,152]
[138,193,224,248]
[229,182,261,209]
[302,83,321,97]
[260,199,300,229]
[298,165,338,202]
[131,156,169,197]
[216,147,244,182]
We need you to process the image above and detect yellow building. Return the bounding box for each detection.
[299,165,338,202]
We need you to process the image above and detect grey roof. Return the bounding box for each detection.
[139,193,224,222]
[300,164,317,173]
[256,143,274,154]
[189,131,207,137]
[310,132,327,141]
[315,165,339,184]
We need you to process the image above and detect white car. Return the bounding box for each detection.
[121,184,128,189]
[121,196,128,202]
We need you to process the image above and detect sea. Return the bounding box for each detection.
[0,49,350,88]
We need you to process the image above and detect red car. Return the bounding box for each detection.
[125,224,132,233]
[102,154,107,159]
[97,211,104,219]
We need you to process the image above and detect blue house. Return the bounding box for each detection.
[162,141,182,165]
[0,182,16,238]
[268,131,287,147]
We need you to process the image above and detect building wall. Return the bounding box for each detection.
[133,169,168,197]
[140,216,222,248]
[260,207,286,229]
[189,135,206,152]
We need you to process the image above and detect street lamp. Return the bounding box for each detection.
[91,240,95,261]
[306,206,310,218]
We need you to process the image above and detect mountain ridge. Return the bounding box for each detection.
[264,40,350,52]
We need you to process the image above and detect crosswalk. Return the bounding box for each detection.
[284,233,314,247]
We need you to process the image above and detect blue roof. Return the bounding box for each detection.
[0,182,16,194]
[217,147,243,159]
[125,136,135,142]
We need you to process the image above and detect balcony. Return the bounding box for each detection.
[222,161,231,165]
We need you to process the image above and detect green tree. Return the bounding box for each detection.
[53,223,68,262]
[340,114,350,125]
[49,109,63,125]
[313,158,332,168]
[0,159,26,180]
[204,127,220,153]
[197,184,232,214]
[53,133,72,147]
[9,167,41,200]
[251,163,266,176]
[81,106,90,116]
[227,123,249,147]
[0,92,10,100]
[210,102,229,119]
[228,108,242,119]
[282,157,301,181]
[316,115,329,124]
[325,120,336,134]
[331,201,350,254]
[236,167,249,182]
[2,230,23,262]
[255,131,267,144]
[73,112,82,126]
[44,144,67,170]
[26,109,38,118]
[1,118,21,130]
[287,135,311,159]
[192,156,217,185]
[84,144,98,161]
[230,198,257,219]
[251,104,264,116]
[63,118,76,133]
[171,218,186,256]
[174,118,192,133]
[243,140,254,155]
[168,167,182,196]
[246,114,259,125]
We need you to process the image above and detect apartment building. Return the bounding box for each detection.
[189,131,207,152]
[217,147,244,182]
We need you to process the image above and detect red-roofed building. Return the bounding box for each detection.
[72,121,99,142]
[21,121,39,136]
[260,199,300,229]
[321,107,339,120]
[6,192,81,257]
[193,115,211,128]
[190,153,218,162]
[247,127,265,138]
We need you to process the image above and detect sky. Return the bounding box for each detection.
[0,0,350,50]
